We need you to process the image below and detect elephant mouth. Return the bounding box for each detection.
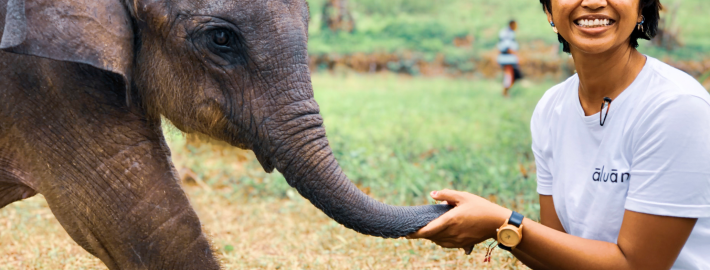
[252,145,276,173]
[230,119,278,173]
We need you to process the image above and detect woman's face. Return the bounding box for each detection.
[547,0,642,54]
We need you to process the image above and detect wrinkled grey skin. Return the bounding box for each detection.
[0,0,451,268]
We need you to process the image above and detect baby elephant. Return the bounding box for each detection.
[0,0,450,268]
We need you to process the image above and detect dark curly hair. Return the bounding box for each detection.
[539,0,662,53]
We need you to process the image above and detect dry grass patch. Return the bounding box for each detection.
[0,196,106,270]
[1,190,528,269]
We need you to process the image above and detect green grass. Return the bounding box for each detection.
[166,74,552,219]
[306,0,710,61]
[315,74,549,218]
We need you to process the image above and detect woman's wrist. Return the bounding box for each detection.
[487,204,513,239]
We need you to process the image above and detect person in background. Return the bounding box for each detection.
[497,20,523,97]
[409,0,710,269]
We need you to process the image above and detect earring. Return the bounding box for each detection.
[637,15,645,32]
[550,21,558,34]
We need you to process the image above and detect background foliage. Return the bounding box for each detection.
[308,0,710,60]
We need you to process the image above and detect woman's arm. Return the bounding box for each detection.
[539,195,565,233]
[408,190,697,270]
[511,247,548,270]
[508,195,565,269]
[519,210,695,270]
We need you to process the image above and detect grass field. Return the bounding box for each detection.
[307,0,710,61]
[1,73,550,269]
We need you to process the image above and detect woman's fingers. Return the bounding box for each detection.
[409,189,472,239]
[406,211,455,239]
[430,189,466,205]
[407,219,448,239]
[431,236,477,249]
[463,245,475,255]
[433,241,461,249]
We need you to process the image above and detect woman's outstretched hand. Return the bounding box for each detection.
[406,189,512,254]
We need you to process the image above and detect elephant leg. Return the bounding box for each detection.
[41,171,217,270]
[0,180,37,209]
[33,129,220,270]
[0,181,36,209]
[0,141,37,209]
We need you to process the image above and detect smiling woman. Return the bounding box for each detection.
[541,0,660,53]
[407,1,710,269]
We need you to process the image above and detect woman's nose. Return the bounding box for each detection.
[581,0,608,10]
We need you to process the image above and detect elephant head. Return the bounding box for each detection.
[1,0,449,243]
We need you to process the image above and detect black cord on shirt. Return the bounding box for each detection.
[600,97,612,126]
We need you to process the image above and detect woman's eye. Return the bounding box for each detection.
[213,30,229,46]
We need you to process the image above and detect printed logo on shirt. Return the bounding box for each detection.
[592,166,630,183]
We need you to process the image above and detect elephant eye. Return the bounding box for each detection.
[201,26,250,66]
[212,30,230,46]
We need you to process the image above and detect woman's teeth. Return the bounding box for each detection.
[576,19,612,27]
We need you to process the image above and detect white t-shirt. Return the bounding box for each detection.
[532,56,710,269]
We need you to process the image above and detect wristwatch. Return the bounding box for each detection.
[496,211,524,251]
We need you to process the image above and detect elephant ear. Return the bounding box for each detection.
[1,0,133,90]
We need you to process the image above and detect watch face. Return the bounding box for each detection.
[499,228,520,246]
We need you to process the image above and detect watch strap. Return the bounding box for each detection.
[508,211,524,227]
[498,243,512,251]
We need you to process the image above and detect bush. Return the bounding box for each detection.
[353,0,440,15]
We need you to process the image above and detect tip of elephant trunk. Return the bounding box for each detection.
[282,145,453,238]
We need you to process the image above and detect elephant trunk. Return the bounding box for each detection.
[268,107,451,238]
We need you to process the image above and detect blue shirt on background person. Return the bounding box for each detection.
[497,22,519,66]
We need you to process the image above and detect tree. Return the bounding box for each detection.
[322,0,355,33]
[651,1,683,50]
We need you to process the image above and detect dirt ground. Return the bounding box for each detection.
[0,187,529,269]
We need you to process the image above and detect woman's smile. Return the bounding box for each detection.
[573,15,617,36]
